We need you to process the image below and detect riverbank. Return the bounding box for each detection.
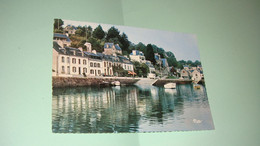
[52,76,140,88]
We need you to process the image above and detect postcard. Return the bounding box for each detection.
[52,19,214,133]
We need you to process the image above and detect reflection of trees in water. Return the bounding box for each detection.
[52,86,141,133]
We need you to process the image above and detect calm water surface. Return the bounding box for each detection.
[52,84,214,133]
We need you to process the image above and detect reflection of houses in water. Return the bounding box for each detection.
[52,87,142,133]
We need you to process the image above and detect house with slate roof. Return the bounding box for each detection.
[129,50,146,63]
[52,41,89,77]
[118,56,134,72]
[53,33,71,48]
[103,43,122,55]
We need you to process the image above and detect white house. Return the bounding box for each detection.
[103,43,122,55]
[190,70,202,82]
[52,41,89,77]
[129,50,146,63]
[180,69,190,79]
[118,56,134,72]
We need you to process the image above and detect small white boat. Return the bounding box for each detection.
[114,81,120,86]
[164,83,176,89]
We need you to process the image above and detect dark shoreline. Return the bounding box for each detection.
[52,76,140,88]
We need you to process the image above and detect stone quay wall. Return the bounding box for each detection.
[52,76,140,88]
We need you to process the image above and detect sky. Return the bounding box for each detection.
[63,19,201,61]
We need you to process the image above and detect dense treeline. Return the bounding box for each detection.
[54,19,201,70]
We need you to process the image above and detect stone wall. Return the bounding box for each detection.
[52,77,140,88]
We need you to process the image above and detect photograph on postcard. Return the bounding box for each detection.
[52,19,214,133]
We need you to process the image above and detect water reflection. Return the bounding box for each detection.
[52,84,214,133]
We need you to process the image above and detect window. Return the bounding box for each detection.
[90,69,94,74]
[124,65,126,69]
[61,57,65,63]
[78,59,81,64]
[109,63,112,67]
[98,70,101,75]
[94,63,97,67]
[67,66,70,74]
[67,57,70,63]
[61,66,65,73]
[83,60,86,65]
[83,68,87,73]
[104,62,106,67]
[97,63,100,68]
[72,58,76,64]
[90,62,93,67]
[73,67,76,72]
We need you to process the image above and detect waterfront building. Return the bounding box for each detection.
[84,51,103,76]
[180,69,190,79]
[103,43,122,55]
[129,50,146,63]
[53,33,71,48]
[52,41,89,77]
[118,56,134,72]
[190,70,202,82]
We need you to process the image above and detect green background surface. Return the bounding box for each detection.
[0,0,259,145]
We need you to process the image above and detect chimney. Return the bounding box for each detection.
[78,47,84,56]
[92,50,97,54]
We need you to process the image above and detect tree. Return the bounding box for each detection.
[119,33,130,53]
[135,42,146,53]
[145,44,156,65]
[133,61,149,77]
[54,19,64,31]
[106,26,120,41]
[112,65,128,77]
[86,26,92,39]
[87,37,103,52]
[92,25,105,40]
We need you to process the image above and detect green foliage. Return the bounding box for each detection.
[87,37,103,52]
[167,76,176,79]
[135,42,146,53]
[54,19,63,31]
[133,61,149,77]
[86,26,92,39]
[112,65,128,77]
[92,25,105,40]
[145,44,156,65]
[119,33,130,53]
[69,35,86,48]
[54,29,63,33]
[178,60,201,67]
[106,26,120,41]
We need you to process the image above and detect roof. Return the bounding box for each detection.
[53,33,71,42]
[53,41,64,54]
[104,43,122,51]
[114,44,122,51]
[118,56,132,64]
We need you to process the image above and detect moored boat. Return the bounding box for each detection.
[164,83,176,89]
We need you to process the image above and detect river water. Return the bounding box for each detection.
[52,84,214,133]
